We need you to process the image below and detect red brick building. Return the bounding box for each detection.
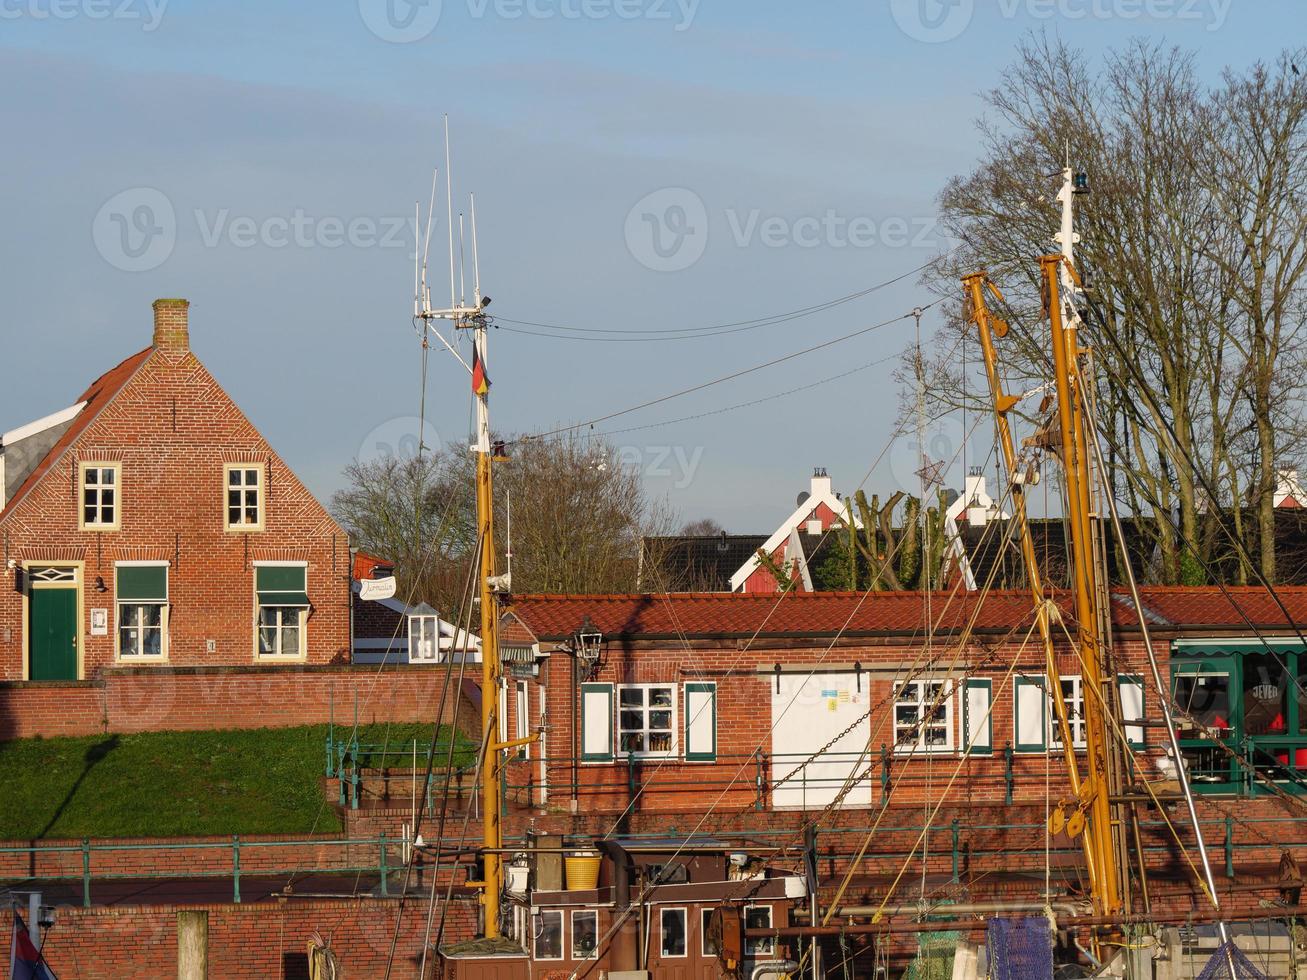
[0,299,351,682]
[499,587,1307,816]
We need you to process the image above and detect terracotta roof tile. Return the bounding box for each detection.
[0,347,152,522]
[507,585,1307,641]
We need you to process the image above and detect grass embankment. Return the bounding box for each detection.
[0,723,472,840]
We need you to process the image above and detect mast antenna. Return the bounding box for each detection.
[444,114,456,312]
[458,212,467,309]
[471,193,483,308]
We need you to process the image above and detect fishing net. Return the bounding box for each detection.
[901,928,962,980]
[1195,941,1271,980]
[987,915,1053,980]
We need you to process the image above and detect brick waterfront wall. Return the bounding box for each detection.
[0,665,479,739]
[37,896,478,979]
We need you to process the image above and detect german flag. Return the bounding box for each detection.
[471,344,490,396]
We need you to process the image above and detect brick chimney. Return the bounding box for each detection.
[152,298,189,353]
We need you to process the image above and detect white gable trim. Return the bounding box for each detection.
[1,401,86,447]
[729,487,855,591]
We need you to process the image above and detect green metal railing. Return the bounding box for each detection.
[7,812,1307,911]
[326,731,475,811]
[0,834,403,908]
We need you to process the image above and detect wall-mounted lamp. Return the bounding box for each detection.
[774,663,782,695]
[94,576,107,593]
[854,661,863,693]
[575,616,603,681]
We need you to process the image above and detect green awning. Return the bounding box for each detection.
[256,565,308,607]
[116,564,167,602]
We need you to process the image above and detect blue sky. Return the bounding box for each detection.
[0,0,1298,531]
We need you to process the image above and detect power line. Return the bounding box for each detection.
[518,301,940,443]
[590,348,907,439]
[491,252,953,342]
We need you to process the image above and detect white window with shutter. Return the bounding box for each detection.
[963,678,992,755]
[1119,675,1146,748]
[580,683,614,763]
[1015,676,1047,753]
[684,682,717,762]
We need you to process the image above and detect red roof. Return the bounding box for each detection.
[507,586,1307,641]
[352,551,395,582]
[0,347,152,522]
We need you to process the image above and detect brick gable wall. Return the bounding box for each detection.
[0,323,351,680]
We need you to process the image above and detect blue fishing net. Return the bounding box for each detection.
[1195,941,1271,980]
[987,915,1053,980]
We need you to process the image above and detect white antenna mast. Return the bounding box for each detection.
[458,212,467,309]
[445,114,457,312]
[422,169,438,313]
[414,200,421,318]
[470,193,482,308]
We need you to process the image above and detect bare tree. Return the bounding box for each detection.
[924,35,1307,584]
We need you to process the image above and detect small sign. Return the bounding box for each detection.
[360,576,397,602]
[90,608,108,636]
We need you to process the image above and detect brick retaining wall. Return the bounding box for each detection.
[37,896,479,979]
[0,664,479,739]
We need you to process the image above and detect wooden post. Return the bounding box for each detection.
[177,909,208,980]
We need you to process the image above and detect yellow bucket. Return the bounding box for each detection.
[564,851,601,891]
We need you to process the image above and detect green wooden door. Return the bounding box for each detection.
[30,588,77,680]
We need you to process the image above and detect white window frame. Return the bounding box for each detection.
[1047,675,1087,751]
[570,909,598,960]
[533,909,563,961]
[617,683,678,759]
[224,462,265,531]
[516,680,530,760]
[701,908,719,957]
[744,904,776,957]
[79,461,121,530]
[659,907,688,959]
[892,678,956,754]
[408,614,439,662]
[114,560,169,662]
[253,561,307,662]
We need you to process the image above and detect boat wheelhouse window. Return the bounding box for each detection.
[571,910,597,959]
[660,907,687,958]
[701,908,719,956]
[534,910,563,960]
[744,905,775,957]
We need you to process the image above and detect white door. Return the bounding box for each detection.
[771,671,871,808]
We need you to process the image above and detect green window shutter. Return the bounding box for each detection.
[1015,676,1047,753]
[964,678,992,755]
[1118,674,1146,750]
[116,564,167,601]
[684,682,717,762]
[580,683,614,763]
[256,565,309,607]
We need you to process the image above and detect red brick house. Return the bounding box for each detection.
[0,299,351,682]
[499,587,1307,815]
